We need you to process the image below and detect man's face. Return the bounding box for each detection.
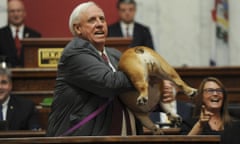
[0,75,12,104]
[74,5,108,50]
[118,3,136,24]
[8,0,26,26]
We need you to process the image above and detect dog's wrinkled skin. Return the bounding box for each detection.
[118,46,197,135]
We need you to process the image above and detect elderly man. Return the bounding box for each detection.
[47,1,141,136]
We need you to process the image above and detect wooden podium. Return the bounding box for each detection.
[22,37,132,68]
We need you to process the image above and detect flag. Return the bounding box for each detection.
[210,0,229,66]
[0,0,7,27]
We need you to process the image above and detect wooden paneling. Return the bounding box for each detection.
[10,67,240,130]
[175,66,240,103]
[11,67,240,105]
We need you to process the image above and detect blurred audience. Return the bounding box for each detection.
[0,0,41,67]
[108,0,154,49]
[0,67,41,130]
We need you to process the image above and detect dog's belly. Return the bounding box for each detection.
[120,84,161,113]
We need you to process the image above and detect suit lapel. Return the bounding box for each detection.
[6,97,16,127]
[105,49,119,70]
[117,22,124,37]
[23,27,30,38]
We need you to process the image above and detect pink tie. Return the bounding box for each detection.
[101,53,109,63]
[15,29,22,57]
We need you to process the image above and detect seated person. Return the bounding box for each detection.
[0,67,41,130]
[181,77,235,135]
[150,80,193,128]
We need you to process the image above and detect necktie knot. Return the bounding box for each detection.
[101,53,109,63]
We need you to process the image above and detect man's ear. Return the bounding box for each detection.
[73,24,81,35]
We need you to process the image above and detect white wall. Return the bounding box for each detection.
[0,0,7,27]
[135,0,240,67]
[229,0,240,66]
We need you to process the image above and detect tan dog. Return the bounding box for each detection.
[118,46,197,135]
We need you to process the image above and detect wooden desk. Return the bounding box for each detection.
[0,130,46,138]
[0,135,220,144]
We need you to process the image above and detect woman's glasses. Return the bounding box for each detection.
[203,88,224,95]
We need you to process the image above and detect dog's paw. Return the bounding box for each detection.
[137,96,148,105]
[189,88,198,98]
[166,113,182,127]
[152,127,164,135]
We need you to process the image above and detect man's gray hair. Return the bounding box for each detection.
[0,67,12,82]
[69,1,97,36]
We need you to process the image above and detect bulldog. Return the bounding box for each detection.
[118,46,197,135]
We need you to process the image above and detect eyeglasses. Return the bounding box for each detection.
[203,88,224,95]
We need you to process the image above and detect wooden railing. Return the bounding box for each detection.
[0,135,220,144]
[0,130,46,138]
[10,66,240,130]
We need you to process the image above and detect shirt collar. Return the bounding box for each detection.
[9,24,24,38]
[10,24,24,33]
[2,95,10,108]
[98,47,107,56]
[120,21,134,28]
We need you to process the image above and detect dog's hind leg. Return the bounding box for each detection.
[153,52,197,97]
[118,53,149,105]
[164,69,196,97]
[126,65,149,105]
[160,66,196,97]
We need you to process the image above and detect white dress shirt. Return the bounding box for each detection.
[120,21,134,37]
[10,24,24,40]
[1,96,10,121]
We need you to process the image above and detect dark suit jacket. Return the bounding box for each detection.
[47,37,135,136]
[108,22,154,49]
[6,95,41,130]
[150,101,193,124]
[221,120,240,144]
[0,25,41,67]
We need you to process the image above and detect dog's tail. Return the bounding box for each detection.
[134,47,145,54]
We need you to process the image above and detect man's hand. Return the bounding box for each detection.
[161,80,177,103]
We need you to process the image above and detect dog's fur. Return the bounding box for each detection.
[118,46,197,135]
